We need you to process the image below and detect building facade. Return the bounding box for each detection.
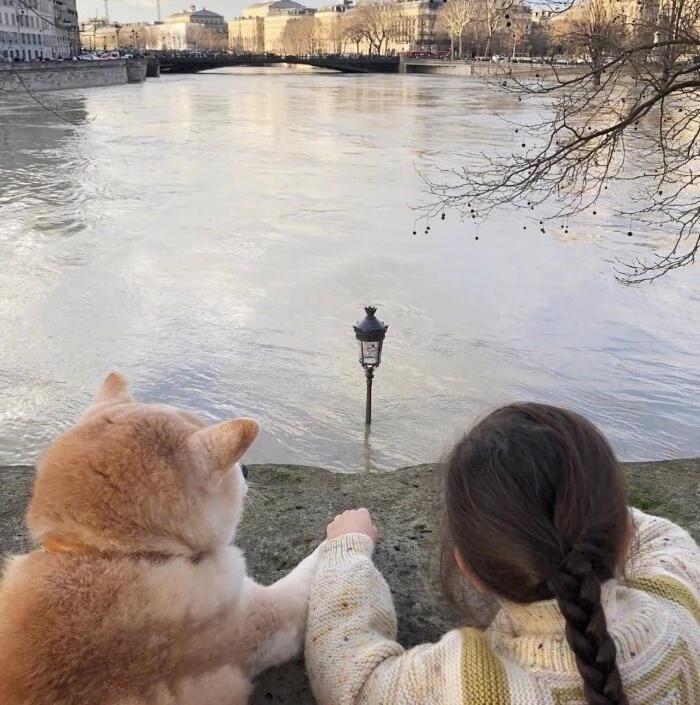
[53,0,79,56]
[80,6,228,52]
[315,3,348,54]
[0,0,79,60]
[151,6,227,50]
[264,6,315,53]
[389,0,443,52]
[79,19,151,51]
[228,15,264,52]
[229,0,314,53]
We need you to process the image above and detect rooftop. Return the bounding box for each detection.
[242,0,305,16]
[164,5,225,23]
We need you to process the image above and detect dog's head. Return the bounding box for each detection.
[27,372,259,557]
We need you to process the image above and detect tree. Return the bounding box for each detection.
[528,21,553,58]
[653,0,700,78]
[481,0,515,56]
[551,0,626,80]
[188,25,228,51]
[352,1,400,56]
[280,15,317,55]
[323,15,346,54]
[426,0,700,283]
[343,12,369,54]
[437,0,479,58]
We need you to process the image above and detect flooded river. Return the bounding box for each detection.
[1,67,698,470]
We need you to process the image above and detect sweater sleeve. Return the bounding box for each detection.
[305,534,457,705]
[625,508,700,607]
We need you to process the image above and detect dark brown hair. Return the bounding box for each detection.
[442,403,630,705]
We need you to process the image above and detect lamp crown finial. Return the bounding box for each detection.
[365,305,377,317]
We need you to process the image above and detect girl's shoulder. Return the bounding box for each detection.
[626,508,699,618]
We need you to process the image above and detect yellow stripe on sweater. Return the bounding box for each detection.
[626,574,700,622]
[460,628,509,705]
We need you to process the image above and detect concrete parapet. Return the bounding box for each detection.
[126,58,148,83]
[399,57,587,79]
[0,59,146,93]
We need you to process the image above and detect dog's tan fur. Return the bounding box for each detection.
[0,373,319,705]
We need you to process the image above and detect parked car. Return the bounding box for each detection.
[79,53,98,61]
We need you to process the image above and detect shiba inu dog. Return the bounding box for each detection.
[0,372,319,705]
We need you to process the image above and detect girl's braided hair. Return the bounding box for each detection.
[442,403,630,705]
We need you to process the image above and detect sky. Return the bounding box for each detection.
[76,0,321,23]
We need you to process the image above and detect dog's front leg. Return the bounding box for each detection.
[246,546,322,676]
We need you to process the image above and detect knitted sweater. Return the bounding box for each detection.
[305,509,699,705]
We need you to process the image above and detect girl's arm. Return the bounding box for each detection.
[624,508,699,605]
[305,533,457,705]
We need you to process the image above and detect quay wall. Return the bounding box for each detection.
[400,57,586,78]
[1,459,698,704]
[0,58,147,93]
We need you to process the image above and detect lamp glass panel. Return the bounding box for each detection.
[361,340,380,365]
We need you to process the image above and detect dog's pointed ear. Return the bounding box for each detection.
[189,418,260,472]
[95,371,134,404]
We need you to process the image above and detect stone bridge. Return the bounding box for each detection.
[154,53,399,74]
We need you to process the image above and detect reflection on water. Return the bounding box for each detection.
[1,69,699,471]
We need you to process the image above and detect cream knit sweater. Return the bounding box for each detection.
[305,509,699,705]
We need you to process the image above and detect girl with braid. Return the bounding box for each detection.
[305,404,699,705]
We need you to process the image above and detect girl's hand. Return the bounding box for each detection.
[326,508,378,542]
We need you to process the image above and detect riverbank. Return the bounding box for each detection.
[0,459,697,703]
[399,57,587,77]
[0,59,148,92]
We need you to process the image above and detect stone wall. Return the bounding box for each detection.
[0,460,697,704]
[0,59,147,93]
[399,57,587,78]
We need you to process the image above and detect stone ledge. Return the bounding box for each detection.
[1,460,698,704]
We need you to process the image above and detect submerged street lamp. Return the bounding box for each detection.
[353,306,388,426]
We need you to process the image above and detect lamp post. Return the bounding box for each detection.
[353,306,388,426]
